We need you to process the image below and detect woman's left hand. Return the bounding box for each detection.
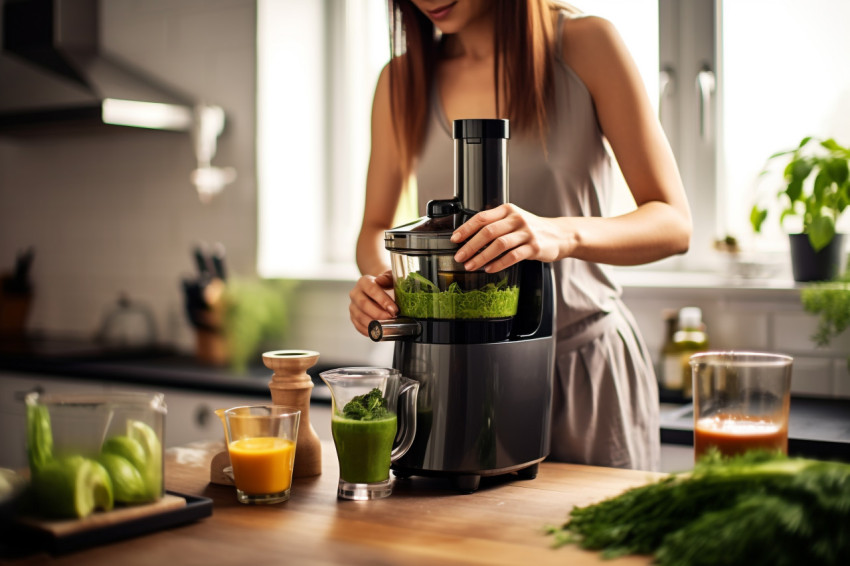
[450,203,566,272]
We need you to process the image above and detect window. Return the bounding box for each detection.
[257,0,850,280]
[655,0,850,270]
[257,0,389,279]
[719,0,850,251]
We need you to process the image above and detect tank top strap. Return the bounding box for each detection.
[554,10,568,64]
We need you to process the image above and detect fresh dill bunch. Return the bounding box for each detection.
[548,451,850,565]
[655,494,810,566]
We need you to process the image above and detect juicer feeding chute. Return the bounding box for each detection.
[453,118,510,213]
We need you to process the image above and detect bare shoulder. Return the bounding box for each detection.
[559,15,634,93]
[560,14,623,59]
[374,60,391,100]
[370,61,394,125]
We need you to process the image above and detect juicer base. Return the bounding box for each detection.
[452,475,481,493]
[515,463,539,480]
[392,458,543,493]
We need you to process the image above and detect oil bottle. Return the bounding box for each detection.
[675,307,708,399]
[661,307,709,398]
[658,308,680,391]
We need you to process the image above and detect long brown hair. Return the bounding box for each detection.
[387,0,578,177]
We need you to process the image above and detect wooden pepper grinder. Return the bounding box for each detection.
[263,349,322,477]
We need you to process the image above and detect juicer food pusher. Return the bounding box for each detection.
[369,119,556,492]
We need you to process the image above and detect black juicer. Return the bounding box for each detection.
[368,119,556,491]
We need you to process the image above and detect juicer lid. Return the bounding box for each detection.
[384,199,468,254]
[384,214,457,254]
[385,118,510,255]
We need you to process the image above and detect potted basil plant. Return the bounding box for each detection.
[750,136,850,281]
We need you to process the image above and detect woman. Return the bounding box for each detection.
[348,0,691,471]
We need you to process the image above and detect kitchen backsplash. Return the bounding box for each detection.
[0,0,257,352]
[620,276,850,399]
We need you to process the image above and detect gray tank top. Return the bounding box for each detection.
[415,12,622,334]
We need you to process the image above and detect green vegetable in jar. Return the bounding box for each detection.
[96,453,147,504]
[31,456,114,519]
[26,403,54,473]
[25,405,162,518]
[127,419,163,500]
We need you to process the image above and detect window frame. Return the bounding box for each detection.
[656,0,719,272]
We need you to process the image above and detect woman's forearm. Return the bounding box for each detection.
[555,200,691,266]
[356,224,392,276]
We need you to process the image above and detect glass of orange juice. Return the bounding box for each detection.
[690,351,792,462]
[221,405,300,504]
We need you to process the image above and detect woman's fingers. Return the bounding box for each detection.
[461,229,529,271]
[348,273,398,336]
[374,270,394,289]
[451,206,531,271]
[349,302,375,337]
[454,217,516,261]
[364,277,397,314]
[448,204,560,272]
[450,207,508,244]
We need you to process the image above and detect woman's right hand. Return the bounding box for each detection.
[349,270,398,337]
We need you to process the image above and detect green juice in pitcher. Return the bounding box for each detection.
[331,413,397,484]
[319,371,419,500]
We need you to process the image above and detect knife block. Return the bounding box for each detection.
[263,350,323,477]
[0,285,31,336]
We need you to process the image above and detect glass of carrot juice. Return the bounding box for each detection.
[690,351,792,462]
[221,405,300,504]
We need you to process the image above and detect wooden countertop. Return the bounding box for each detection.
[9,441,664,565]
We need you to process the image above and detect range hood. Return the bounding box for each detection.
[0,0,194,132]
[0,0,237,201]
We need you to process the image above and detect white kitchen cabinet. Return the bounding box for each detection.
[153,388,263,448]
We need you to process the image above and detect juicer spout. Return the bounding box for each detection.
[368,318,421,342]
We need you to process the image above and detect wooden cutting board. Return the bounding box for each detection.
[17,494,187,538]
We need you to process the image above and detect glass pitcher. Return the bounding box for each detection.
[319,367,419,500]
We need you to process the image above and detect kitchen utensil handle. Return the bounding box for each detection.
[193,245,211,277]
[211,243,227,280]
[696,64,716,142]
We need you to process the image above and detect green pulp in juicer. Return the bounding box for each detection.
[395,272,519,319]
